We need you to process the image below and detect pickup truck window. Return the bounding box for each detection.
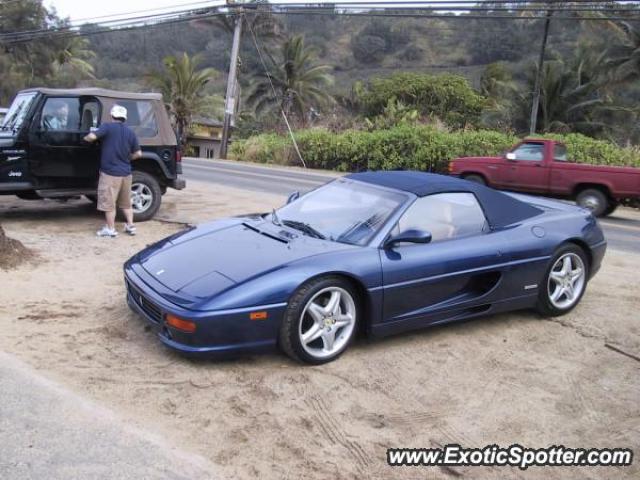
[554,144,568,162]
[395,193,488,243]
[511,143,544,161]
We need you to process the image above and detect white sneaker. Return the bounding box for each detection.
[124,224,137,236]
[96,226,118,237]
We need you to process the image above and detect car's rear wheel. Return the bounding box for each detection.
[131,171,162,222]
[536,244,588,317]
[462,174,486,186]
[279,276,359,364]
[576,188,608,217]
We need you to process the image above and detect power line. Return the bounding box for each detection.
[246,12,307,168]
[1,1,638,45]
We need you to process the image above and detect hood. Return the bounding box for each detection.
[137,218,352,299]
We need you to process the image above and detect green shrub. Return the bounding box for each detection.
[361,73,487,129]
[230,126,640,172]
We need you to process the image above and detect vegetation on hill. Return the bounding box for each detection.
[1,1,639,158]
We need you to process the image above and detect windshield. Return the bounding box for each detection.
[1,92,38,132]
[275,179,407,245]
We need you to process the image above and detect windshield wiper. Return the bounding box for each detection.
[282,220,326,240]
[271,208,282,226]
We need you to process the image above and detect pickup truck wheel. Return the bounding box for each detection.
[576,188,608,217]
[603,202,618,217]
[131,171,162,222]
[462,174,486,186]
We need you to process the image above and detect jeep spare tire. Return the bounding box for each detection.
[131,171,162,222]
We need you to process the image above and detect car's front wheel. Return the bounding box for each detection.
[279,276,359,364]
[536,244,589,317]
[131,171,162,222]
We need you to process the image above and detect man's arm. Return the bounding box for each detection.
[130,149,142,160]
[84,124,107,143]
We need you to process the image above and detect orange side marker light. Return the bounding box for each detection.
[165,314,197,333]
[250,311,268,321]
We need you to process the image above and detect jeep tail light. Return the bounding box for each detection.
[176,149,182,163]
[165,314,196,333]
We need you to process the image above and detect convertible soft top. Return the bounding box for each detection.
[346,171,543,228]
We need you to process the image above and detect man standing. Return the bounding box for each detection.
[84,105,142,237]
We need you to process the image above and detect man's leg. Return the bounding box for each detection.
[105,210,117,230]
[123,208,134,226]
[97,172,118,236]
[118,174,136,235]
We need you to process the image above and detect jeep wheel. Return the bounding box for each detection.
[131,171,162,222]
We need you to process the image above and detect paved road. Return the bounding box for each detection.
[0,351,217,480]
[182,158,640,253]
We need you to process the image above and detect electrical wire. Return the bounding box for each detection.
[246,13,307,168]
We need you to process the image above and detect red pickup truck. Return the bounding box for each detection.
[449,138,640,217]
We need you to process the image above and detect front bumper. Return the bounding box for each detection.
[124,266,286,358]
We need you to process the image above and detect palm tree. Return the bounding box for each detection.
[247,35,334,125]
[147,53,216,146]
[51,36,96,79]
[605,21,640,83]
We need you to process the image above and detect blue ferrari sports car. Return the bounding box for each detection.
[124,171,606,364]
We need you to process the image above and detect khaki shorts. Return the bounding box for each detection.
[97,172,132,212]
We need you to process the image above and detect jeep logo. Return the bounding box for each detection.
[8,171,22,177]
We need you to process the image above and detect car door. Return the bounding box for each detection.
[28,96,101,187]
[502,141,550,193]
[380,193,511,330]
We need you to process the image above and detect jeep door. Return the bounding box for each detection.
[29,96,101,187]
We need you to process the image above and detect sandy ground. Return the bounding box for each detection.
[0,181,639,479]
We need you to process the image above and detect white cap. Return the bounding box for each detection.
[110,105,127,120]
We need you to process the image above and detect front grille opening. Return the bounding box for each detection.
[127,279,162,324]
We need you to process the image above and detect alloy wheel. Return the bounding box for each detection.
[298,286,357,360]
[131,182,153,214]
[547,252,586,310]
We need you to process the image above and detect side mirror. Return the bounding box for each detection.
[286,191,300,204]
[385,229,432,248]
[505,152,517,161]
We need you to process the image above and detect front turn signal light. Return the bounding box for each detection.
[165,314,196,333]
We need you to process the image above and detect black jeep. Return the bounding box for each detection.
[0,88,185,221]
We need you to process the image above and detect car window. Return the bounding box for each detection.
[554,144,568,162]
[41,97,80,131]
[117,100,158,138]
[80,99,100,131]
[511,143,544,161]
[394,193,488,243]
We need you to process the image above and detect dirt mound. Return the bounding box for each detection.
[0,224,33,269]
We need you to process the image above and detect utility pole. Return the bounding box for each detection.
[529,5,554,135]
[219,10,243,159]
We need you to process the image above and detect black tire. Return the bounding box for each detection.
[535,244,589,317]
[16,192,42,200]
[131,170,162,222]
[602,201,618,217]
[279,276,359,365]
[576,188,608,217]
[462,174,486,186]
